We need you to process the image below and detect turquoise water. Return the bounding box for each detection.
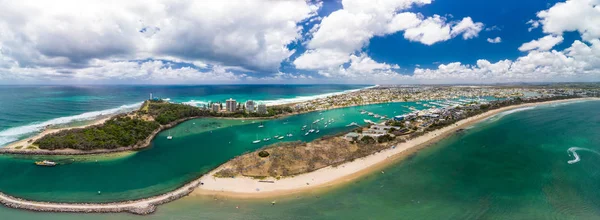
[0,101,427,203]
[1,99,598,219]
[0,85,369,147]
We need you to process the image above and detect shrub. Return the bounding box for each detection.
[258,150,270,157]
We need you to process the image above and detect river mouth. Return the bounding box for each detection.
[0,101,436,203]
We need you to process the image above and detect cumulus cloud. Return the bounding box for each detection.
[535,0,600,41]
[409,0,600,83]
[518,35,564,51]
[0,0,320,82]
[293,0,484,78]
[487,37,502,43]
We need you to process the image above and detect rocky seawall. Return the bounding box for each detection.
[0,179,202,215]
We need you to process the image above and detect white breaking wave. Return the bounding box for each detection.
[486,106,536,122]
[567,147,600,164]
[179,85,377,107]
[259,85,377,106]
[182,100,209,107]
[0,102,143,147]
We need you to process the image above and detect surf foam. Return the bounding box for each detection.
[179,85,377,107]
[0,102,143,147]
[259,85,377,106]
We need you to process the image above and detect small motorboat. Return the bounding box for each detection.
[35,160,57,167]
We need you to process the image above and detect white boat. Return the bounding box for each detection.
[302,125,307,130]
[263,138,271,141]
[316,130,320,133]
[167,131,173,140]
[253,134,261,144]
[278,136,284,140]
[287,133,293,137]
[305,132,310,136]
[35,160,57,166]
[324,124,328,128]
[258,123,264,128]
[368,112,374,116]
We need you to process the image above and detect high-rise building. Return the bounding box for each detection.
[226,98,237,112]
[245,100,256,112]
[211,103,221,112]
[257,103,267,114]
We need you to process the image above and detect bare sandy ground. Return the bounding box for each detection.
[193,98,599,198]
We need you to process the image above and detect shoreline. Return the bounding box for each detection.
[0,97,595,215]
[0,86,377,156]
[192,97,599,198]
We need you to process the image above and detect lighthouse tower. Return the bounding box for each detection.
[150,93,153,100]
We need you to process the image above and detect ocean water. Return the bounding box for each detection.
[0,101,427,203]
[0,99,599,219]
[0,85,369,147]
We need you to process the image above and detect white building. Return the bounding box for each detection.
[226,98,237,112]
[211,103,221,112]
[257,103,267,114]
[245,100,256,112]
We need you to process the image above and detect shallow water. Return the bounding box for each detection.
[0,101,430,203]
[1,100,599,219]
[0,85,369,147]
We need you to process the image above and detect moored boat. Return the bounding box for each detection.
[35,160,57,167]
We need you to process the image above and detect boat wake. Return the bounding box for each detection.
[0,102,143,147]
[567,147,600,164]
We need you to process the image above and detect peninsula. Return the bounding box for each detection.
[197,96,600,197]
[0,86,598,215]
[1,85,580,155]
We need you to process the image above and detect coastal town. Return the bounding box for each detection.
[187,85,600,116]
[1,84,599,215]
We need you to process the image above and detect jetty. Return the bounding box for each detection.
[0,178,203,215]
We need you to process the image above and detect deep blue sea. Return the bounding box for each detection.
[0,85,370,147]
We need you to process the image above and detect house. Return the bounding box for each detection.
[344,132,361,141]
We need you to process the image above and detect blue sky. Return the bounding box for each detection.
[0,0,598,84]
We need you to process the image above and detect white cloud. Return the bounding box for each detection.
[293,49,352,70]
[0,59,242,84]
[487,37,502,43]
[402,15,453,45]
[518,35,564,51]
[450,17,485,40]
[294,0,484,75]
[0,0,320,75]
[410,39,600,83]
[535,0,600,41]
[527,20,540,32]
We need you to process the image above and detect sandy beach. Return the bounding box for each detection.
[194,98,599,198]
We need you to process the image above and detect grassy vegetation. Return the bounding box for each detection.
[213,136,395,178]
